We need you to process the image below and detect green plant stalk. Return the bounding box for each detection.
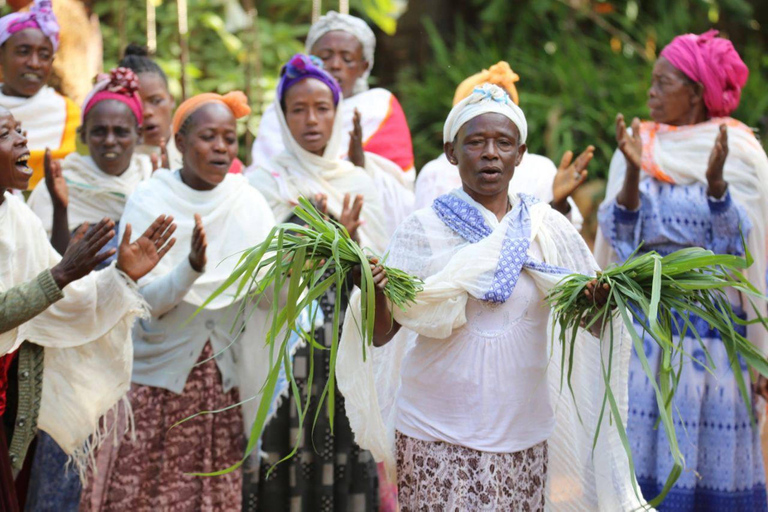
[181,197,422,476]
[546,246,768,507]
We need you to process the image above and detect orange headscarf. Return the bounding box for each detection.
[452,61,520,106]
[172,91,251,134]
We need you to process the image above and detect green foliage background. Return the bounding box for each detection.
[6,0,763,174]
[395,0,768,178]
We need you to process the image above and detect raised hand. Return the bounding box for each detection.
[188,214,208,272]
[117,215,177,282]
[50,219,116,289]
[706,124,729,199]
[616,114,642,171]
[150,139,170,173]
[314,192,329,215]
[348,109,365,168]
[44,148,68,210]
[615,114,643,210]
[551,146,594,214]
[339,193,364,241]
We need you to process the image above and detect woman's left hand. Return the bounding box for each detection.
[706,124,729,198]
[116,214,177,282]
[348,109,365,168]
[551,146,594,214]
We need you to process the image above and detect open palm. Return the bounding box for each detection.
[117,215,177,282]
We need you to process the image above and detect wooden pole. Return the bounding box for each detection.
[339,0,348,14]
[117,0,127,52]
[147,0,157,55]
[242,0,262,165]
[312,0,321,22]
[177,0,189,100]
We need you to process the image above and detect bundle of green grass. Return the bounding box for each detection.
[546,245,768,506]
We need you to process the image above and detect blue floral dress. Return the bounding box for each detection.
[598,179,767,511]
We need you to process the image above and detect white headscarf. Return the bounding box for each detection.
[443,83,528,144]
[305,11,375,95]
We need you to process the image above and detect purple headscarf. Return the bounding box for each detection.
[659,30,748,117]
[0,0,60,52]
[277,54,342,106]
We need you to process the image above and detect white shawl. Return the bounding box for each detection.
[119,170,277,434]
[0,193,147,474]
[27,153,153,235]
[0,86,69,151]
[249,97,413,254]
[336,194,647,511]
[594,118,768,354]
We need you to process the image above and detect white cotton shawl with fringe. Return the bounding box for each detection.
[27,153,153,235]
[119,169,278,437]
[0,192,147,477]
[248,96,413,254]
[594,118,768,355]
[336,193,650,511]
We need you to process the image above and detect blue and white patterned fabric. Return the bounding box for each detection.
[432,192,569,303]
[598,179,767,511]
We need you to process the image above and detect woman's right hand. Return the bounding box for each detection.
[188,213,208,272]
[615,114,643,210]
[44,148,68,210]
[50,218,116,289]
[339,193,364,241]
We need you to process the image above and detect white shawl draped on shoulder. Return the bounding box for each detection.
[336,193,649,511]
[0,192,147,474]
[594,118,768,354]
[248,97,413,254]
[27,153,153,235]
[119,170,277,436]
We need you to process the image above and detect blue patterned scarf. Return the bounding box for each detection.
[432,192,568,303]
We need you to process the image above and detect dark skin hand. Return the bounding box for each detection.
[50,218,117,289]
[706,124,729,199]
[44,148,70,255]
[615,113,643,211]
[150,139,170,173]
[188,213,208,272]
[314,192,364,242]
[348,108,365,168]
[116,214,177,282]
[551,146,594,214]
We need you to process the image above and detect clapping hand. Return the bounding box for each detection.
[188,214,208,272]
[44,148,67,210]
[706,124,729,199]
[117,215,177,282]
[348,109,365,168]
[551,146,594,214]
[616,114,642,172]
[150,139,170,173]
[50,219,117,289]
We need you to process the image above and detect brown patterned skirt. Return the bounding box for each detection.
[81,343,243,512]
[395,432,548,512]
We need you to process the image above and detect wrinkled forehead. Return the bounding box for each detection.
[456,112,520,142]
[311,30,364,57]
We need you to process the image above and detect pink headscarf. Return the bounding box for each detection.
[82,68,144,127]
[0,0,60,52]
[659,30,748,117]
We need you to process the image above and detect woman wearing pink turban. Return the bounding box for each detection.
[595,30,768,510]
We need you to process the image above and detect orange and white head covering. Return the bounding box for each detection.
[171,91,251,134]
[452,61,520,106]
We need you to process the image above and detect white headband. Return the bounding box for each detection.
[443,83,528,144]
[305,11,375,95]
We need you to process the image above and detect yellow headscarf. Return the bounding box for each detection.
[452,61,520,106]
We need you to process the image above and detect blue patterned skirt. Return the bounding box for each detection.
[627,310,768,511]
